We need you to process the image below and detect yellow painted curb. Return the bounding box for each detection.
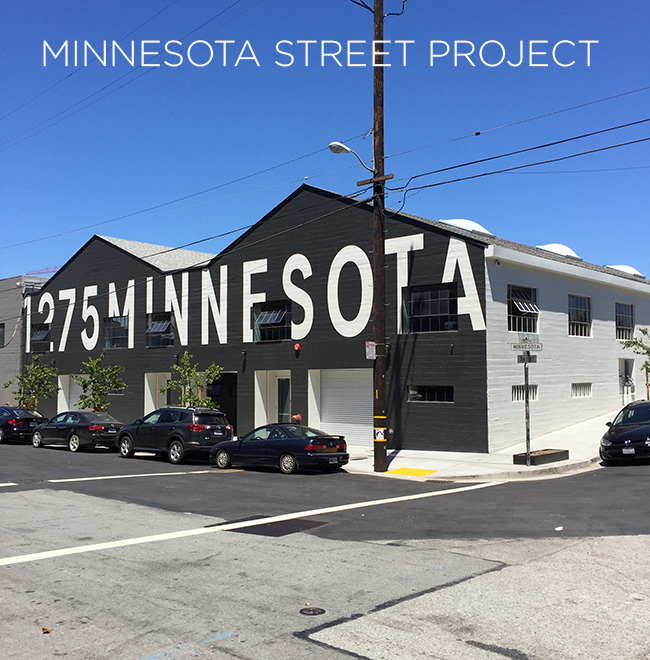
[387,467,439,477]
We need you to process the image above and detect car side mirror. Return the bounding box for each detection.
[605,421,612,427]
[135,419,142,425]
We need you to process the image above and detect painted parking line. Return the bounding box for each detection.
[0,482,17,488]
[48,470,213,484]
[0,481,504,567]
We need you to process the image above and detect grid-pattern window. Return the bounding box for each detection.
[508,285,539,333]
[31,324,51,353]
[0,323,4,348]
[104,316,129,349]
[571,382,592,398]
[512,384,538,402]
[254,302,291,342]
[403,284,458,333]
[146,313,175,348]
[615,303,634,340]
[568,295,592,337]
[407,385,454,403]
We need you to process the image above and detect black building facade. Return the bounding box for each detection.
[25,186,489,452]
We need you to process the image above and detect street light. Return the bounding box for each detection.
[329,139,392,473]
[328,141,374,173]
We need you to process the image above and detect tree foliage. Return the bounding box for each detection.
[160,351,222,408]
[3,354,59,409]
[73,352,127,411]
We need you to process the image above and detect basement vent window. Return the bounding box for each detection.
[407,386,454,403]
[571,383,592,398]
[512,384,538,402]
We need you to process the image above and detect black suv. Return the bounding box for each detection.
[117,407,233,464]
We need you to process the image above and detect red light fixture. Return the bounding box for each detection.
[294,343,301,351]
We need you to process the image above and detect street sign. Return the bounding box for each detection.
[517,354,537,364]
[365,341,376,360]
[511,342,543,351]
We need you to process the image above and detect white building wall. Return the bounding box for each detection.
[485,255,650,451]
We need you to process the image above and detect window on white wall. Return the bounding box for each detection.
[571,382,593,398]
[512,384,538,402]
[507,285,539,333]
[568,295,592,337]
[615,303,634,340]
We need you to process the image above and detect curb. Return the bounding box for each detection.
[424,455,602,482]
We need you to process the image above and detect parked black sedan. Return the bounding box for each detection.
[0,407,47,443]
[600,400,650,464]
[210,423,349,474]
[32,411,123,452]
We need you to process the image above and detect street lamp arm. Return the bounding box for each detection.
[328,141,375,173]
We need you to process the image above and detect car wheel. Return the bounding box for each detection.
[215,449,231,469]
[119,435,134,458]
[0,427,4,443]
[68,434,81,452]
[168,440,185,464]
[32,431,43,448]
[279,453,297,474]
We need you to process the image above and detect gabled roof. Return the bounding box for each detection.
[98,236,215,272]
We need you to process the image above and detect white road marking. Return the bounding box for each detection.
[0,483,17,488]
[0,481,503,567]
[48,470,212,483]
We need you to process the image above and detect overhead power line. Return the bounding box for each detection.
[388,118,650,191]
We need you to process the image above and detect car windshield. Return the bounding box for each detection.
[85,412,121,423]
[195,414,227,425]
[13,408,45,418]
[613,405,650,426]
[282,424,330,438]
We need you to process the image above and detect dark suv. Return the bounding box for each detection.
[117,407,233,464]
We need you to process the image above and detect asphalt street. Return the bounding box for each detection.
[1,442,650,659]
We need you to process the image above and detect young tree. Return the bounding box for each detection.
[3,354,59,409]
[160,350,222,407]
[73,352,127,411]
[621,328,650,400]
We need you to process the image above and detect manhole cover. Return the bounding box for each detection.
[300,607,326,616]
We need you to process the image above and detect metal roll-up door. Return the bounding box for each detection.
[320,369,373,445]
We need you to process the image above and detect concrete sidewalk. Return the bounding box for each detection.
[344,410,617,482]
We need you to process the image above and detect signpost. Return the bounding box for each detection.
[511,342,542,466]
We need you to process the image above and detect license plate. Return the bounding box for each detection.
[30,422,36,427]
[622,447,635,455]
[329,457,338,464]
[213,431,223,436]
[108,429,117,433]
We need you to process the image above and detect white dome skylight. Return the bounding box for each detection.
[438,218,494,236]
[606,264,645,278]
[536,243,582,260]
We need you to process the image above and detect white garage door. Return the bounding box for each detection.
[320,368,373,445]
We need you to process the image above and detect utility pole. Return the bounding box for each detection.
[372,0,388,472]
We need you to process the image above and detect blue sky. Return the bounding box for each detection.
[1,0,648,279]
